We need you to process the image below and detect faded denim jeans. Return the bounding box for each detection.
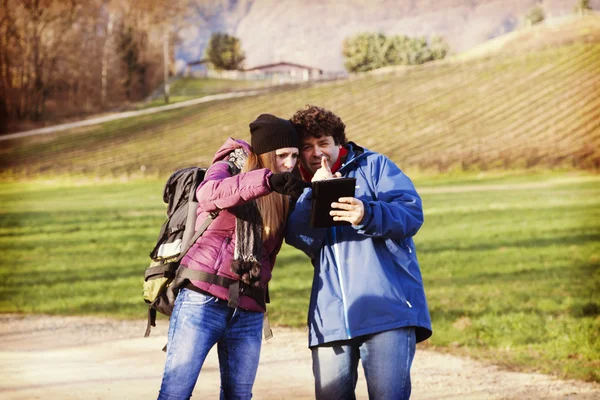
[311,327,416,400]
[158,288,263,400]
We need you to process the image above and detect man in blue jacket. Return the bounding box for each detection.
[286,105,432,400]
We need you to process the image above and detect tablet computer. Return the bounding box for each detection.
[310,177,356,228]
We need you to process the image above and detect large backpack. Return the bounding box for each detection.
[142,162,272,339]
[142,166,213,337]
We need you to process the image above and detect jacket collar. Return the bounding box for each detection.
[337,141,370,175]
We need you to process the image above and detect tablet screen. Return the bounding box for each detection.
[310,177,356,228]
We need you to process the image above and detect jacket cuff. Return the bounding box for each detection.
[265,170,273,191]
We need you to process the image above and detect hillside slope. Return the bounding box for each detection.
[2,16,599,178]
[455,12,600,60]
[178,0,600,71]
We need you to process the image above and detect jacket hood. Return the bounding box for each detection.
[211,138,252,164]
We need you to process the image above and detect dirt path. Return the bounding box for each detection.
[0,90,266,142]
[0,314,598,400]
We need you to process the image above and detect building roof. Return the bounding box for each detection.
[186,59,207,66]
[244,61,323,73]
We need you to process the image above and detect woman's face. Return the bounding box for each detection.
[274,147,299,173]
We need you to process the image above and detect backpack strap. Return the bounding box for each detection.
[263,310,273,340]
[176,211,219,263]
[146,309,156,338]
[144,263,176,280]
[174,159,238,263]
[178,268,237,286]
[178,268,273,340]
[178,267,267,310]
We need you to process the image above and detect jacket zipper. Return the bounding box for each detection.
[403,239,413,309]
[331,227,352,339]
[331,166,358,340]
[404,239,412,253]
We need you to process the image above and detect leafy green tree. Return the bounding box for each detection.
[386,35,412,65]
[429,35,450,61]
[205,32,245,70]
[408,36,432,64]
[573,0,592,14]
[524,6,545,26]
[388,35,431,65]
[342,32,393,72]
[385,34,449,66]
[343,32,450,72]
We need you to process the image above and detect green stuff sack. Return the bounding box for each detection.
[143,259,175,306]
[143,275,167,304]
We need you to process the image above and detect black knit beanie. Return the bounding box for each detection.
[249,114,300,155]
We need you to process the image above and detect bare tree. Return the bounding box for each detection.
[1,0,189,130]
[101,3,117,107]
[0,0,19,128]
[20,0,81,119]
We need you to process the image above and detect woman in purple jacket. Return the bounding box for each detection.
[158,114,308,400]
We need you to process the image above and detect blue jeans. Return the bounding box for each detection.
[311,327,416,400]
[158,288,264,400]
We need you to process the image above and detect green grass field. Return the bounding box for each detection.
[1,172,598,381]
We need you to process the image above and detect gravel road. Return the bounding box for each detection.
[0,314,598,400]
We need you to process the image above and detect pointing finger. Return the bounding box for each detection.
[321,156,331,172]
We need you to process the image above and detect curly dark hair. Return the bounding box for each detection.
[289,105,347,146]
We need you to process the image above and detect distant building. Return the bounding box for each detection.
[244,62,323,82]
[185,59,208,77]
[184,59,327,82]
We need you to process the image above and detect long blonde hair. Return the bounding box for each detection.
[242,150,290,239]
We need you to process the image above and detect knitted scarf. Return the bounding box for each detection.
[227,148,263,288]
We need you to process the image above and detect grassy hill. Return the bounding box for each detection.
[1,16,599,179]
[180,0,600,71]
[455,13,600,60]
[142,77,277,108]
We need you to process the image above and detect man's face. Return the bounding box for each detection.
[300,135,341,174]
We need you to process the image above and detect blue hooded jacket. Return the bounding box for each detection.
[285,142,432,347]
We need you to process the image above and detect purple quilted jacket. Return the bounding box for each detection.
[180,138,282,312]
